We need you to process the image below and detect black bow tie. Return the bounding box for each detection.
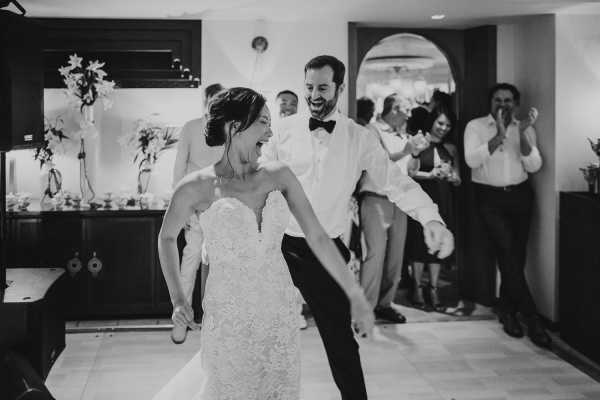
[309,117,336,134]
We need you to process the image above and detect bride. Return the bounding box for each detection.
[154,87,374,400]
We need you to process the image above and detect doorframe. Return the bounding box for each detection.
[347,22,499,305]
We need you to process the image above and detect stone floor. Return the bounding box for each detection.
[46,320,600,400]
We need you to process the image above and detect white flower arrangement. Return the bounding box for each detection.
[118,119,178,169]
[34,118,70,167]
[59,53,116,112]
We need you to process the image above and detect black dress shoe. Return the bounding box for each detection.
[499,313,524,338]
[528,316,552,349]
[374,306,407,324]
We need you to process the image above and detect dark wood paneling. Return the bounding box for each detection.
[37,18,202,89]
[460,26,497,305]
[559,192,600,365]
[85,216,156,315]
[6,211,196,319]
[5,218,43,267]
[0,11,44,150]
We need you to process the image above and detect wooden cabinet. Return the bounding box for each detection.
[6,217,43,267]
[559,192,600,365]
[0,11,44,151]
[5,211,182,319]
[85,216,156,315]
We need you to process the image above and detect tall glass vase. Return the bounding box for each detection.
[79,105,96,203]
[137,162,153,194]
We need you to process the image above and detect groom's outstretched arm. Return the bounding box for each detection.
[358,127,454,258]
[359,127,442,225]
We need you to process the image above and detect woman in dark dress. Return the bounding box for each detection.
[408,104,461,311]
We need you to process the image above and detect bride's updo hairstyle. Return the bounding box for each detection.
[205,87,266,147]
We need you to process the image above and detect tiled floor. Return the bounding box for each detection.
[46,320,600,400]
[64,300,496,332]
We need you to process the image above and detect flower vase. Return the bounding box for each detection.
[40,162,63,210]
[137,163,153,194]
[79,106,96,203]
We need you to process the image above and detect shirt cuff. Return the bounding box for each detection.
[521,145,540,163]
[415,207,445,228]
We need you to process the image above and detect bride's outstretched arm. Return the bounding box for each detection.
[275,165,374,337]
[158,178,204,329]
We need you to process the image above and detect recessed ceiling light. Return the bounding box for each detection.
[431,14,445,20]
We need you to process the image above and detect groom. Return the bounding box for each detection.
[260,55,454,400]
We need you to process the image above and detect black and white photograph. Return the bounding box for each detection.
[1,0,600,399]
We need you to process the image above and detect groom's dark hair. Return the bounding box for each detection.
[304,55,345,88]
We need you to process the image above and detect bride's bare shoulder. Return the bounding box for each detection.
[172,166,217,207]
[258,161,295,189]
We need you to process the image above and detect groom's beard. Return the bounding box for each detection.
[306,90,340,120]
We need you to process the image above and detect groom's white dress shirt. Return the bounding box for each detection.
[260,110,443,238]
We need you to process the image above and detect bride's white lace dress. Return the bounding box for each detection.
[153,190,300,400]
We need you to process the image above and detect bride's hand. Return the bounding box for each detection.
[172,301,200,330]
[349,288,374,339]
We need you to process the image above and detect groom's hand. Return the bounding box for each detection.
[423,221,454,259]
[349,288,374,339]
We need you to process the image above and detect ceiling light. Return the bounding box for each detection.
[431,14,445,20]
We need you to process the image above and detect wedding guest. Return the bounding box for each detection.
[357,93,424,323]
[407,90,452,135]
[356,96,375,126]
[408,104,460,311]
[170,83,225,344]
[275,89,299,118]
[464,82,551,349]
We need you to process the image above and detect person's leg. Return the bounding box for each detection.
[282,235,367,400]
[427,263,443,310]
[376,207,407,322]
[478,193,524,338]
[508,186,537,316]
[359,195,391,310]
[412,262,426,306]
[506,185,551,348]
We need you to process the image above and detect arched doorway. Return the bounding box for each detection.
[355,32,462,313]
[356,33,456,120]
[349,24,500,311]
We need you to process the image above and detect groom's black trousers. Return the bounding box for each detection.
[282,234,368,400]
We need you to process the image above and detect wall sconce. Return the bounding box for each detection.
[251,36,268,54]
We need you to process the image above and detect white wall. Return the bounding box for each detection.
[7,19,348,202]
[555,14,600,191]
[497,15,558,320]
[202,20,348,116]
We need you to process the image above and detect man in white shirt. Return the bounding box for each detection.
[261,55,453,400]
[170,83,224,344]
[358,93,421,324]
[275,89,298,118]
[464,82,551,349]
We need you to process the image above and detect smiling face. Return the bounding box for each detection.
[229,105,273,163]
[491,89,517,126]
[276,93,298,118]
[429,113,452,143]
[304,66,344,120]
